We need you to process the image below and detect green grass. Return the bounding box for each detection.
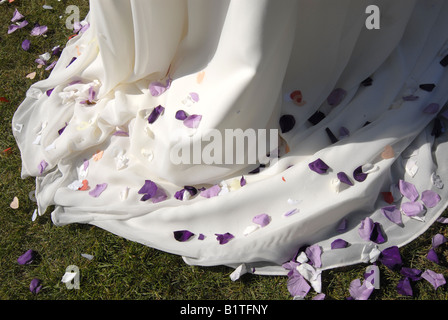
[1,0,448,301]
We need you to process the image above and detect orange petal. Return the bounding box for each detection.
[196,71,205,84]
[381,145,395,159]
[93,150,104,161]
[10,196,19,209]
[78,180,90,191]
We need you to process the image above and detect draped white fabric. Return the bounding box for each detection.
[12,0,448,275]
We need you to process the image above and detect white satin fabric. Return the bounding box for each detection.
[12,0,448,275]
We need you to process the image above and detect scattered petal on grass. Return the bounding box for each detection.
[11,8,24,22]
[29,278,42,294]
[81,253,94,260]
[174,230,195,242]
[10,196,19,209]
[432,234,447,248]
[17,249,37,265]
[400,267,422,281]
[379,246,402,271]
[287,270,311,298]
[215,232,234,244]
[308,158,330,174]
[349,278,374,300]
[88,183,108,198]
[31,24,48,36]
[427,248,439,264]
[397,277,413,296]
[21,39,30,51]
[421,269,446,290]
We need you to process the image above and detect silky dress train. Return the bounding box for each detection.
[12,0,448,276]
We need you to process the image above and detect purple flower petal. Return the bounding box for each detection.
[38,160,48,175]
[308,158,330,174]
[17,249,37,265]
[149,78,171,96]
[441,54,448,67]
[427,248,439,264]
[198,233,205,240]
[174,230,194,242]
[189,92,199,102]
[358,217,374,241]
[8,20,28,34]
[240,176,246,187]
[46,88,54,97]
[421,190,441,208]
[147,105,165,124]
[379,246,402,271]
[399,180,419,201]
[183,114,202,128]
[88,183,108,197]
[200,184,221,198]
[279,114,296,133]
[331,239,349,249]
[419,84,436,92]
[175,110,188,120]
[252,214,271,227]
[337,219,348,232]
[305,244,322,268]
[397,277,413,296]
[339,126,350,138]
[184,185,198,197]
[11,9,24,22]
[29,278,42,294]
[421,269,446,290]
[174,189,185,200]
[215,232,234,245]
[370,222,386,244]
[138,180,159,201]
[337,172,353,186]
[353,166,368,182]
[381,205,402,225]
[287,269,311,298]
[423,103,440,114]
[152,187,167,203]
[349,278,374,300]
[401,201,425,217]
[31,24,48,36]
[432,234,447,248]
[327,88,347,107]
[400,267,422,281]
[21,39,30,51]
[58,122,68,135]
[402,95,419,101]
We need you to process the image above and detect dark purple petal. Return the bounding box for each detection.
[215,232,234,244]
[331,239,348,249]
[402,95,419,101]
[147,105,165,124]
[58,122,68,135]
[427,248,439,264]
[21,39,30,51]
[339,126,350,138]
[46,88,54,97]
[361,77,373,87]
[327,88,347,107]
[379,246,402,271]
[419,84,436,92]
[308,111,326,126]
[397,277,413,296]
[381,205,402,225]
[337,172,353,186]
[421,190,441,208]
[400,267,422,281]
[370,222,386,244]
[399,180,419,201]
[183,114,202,128]
[138,180,158,201]
[175,110,188,120]
[66,57,77,67]
[326,127,339,144]
[174,189,185,200]
[29,278,42,294]
[198,233,205,240]
[174,230,194,242]
[17,249,37,265]
[88,183,108,197]
[441,54,448,67]
[240,176,246,187]
[279,114,296,133]
[52,45,62,56]
[423,103,440,114]
[184,185,198,197]
[353,166,368,182]
[308,158,330,174]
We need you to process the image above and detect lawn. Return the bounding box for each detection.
[1,0,448,302]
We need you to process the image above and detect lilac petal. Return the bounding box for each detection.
[337,219,348,232]
[29,278,42,294]
[174,189,185,200]
[198,234,205,240]
[215,232,234,245]
[305,244,322,268]
[427,248,439,264]
[400,267,422,281]
[279,114,296,133]
[147,105,165,124]
[353,166,368,182]
[8,24,20,34]
[421,269,446,290]
[88,183,108,197]
[337,172,353,186]
[370,222,386,244]
[402,95,419,101]
[240,176,246,187]
[174,230,194,242]
[17,249,37,265]
[189,92,199,102]
[432,234,447,248]
[21,39,30,51]
[31,25,48,36]
[252,214,271,227]
[401,201,425,217]
[349,278,374,300]
[11,9,25,22]
[423,103,440,114]
[149,78,171,96]
[421,190,441,208]
[45,60,57,71]
[287,270,311,298]
[175,110,188,120]
[379,246,402,271]
[38,160,48,175]
[138,180,158,201]
[200,184,221,198]
[419,84,436,92]
[331,239,348,249]
[397,277,413,296]
[327,88,347,107]
[312,293,326,300]
[151,187,167,203]
[399,180,419,201]
[183,114,202,128]
[358,217,374,241]
[339,126,350,138]
[308,158,330,174]
[381,205,402,225]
